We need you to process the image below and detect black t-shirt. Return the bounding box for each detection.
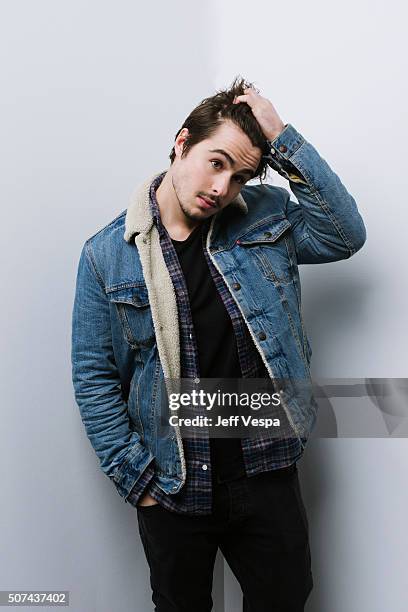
[171,222,246,483]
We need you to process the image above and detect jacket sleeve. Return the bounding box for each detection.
[71,242,155,504]
[265,124,367,264]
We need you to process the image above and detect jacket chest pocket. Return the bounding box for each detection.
[237,217,293,284]
[107,283,155,348]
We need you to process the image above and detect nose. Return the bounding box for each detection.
[211,174,229,200]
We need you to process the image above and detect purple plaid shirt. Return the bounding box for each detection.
[127,171,302,514]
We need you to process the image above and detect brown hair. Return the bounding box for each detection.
[169,76,270,182]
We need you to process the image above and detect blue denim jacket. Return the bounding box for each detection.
[71,124,366,503]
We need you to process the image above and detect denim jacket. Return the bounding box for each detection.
[71,124,366,503]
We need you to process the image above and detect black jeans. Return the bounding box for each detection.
[137,465,313,612]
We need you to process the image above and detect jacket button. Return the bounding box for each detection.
[232,282,241,291]
[258,331,267,341]
[279,144,288,153]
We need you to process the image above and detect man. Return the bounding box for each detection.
[71,77,366,611]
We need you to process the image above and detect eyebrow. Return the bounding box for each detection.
[208,148,256,178]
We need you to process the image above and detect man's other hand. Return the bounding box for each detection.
[137,492,159,507]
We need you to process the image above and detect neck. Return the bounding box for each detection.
[155,170,201,241]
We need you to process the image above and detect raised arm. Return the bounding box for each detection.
[234,88,366,264]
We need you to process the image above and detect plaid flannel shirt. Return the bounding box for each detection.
[127,171,302,514]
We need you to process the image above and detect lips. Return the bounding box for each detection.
[197,196,217,209]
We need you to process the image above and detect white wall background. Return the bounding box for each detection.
[1,1,407,611]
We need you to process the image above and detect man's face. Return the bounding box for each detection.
[170,120,262,222]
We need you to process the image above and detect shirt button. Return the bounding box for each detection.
[232,282,241,291]
[279,144,288,153]
[202,464,208,471]
[258,331,267,341]
[263,231,272,238]
[269,147,276,155]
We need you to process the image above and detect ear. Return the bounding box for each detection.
[174,128,189,158]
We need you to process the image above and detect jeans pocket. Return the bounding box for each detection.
[137,502,161,513]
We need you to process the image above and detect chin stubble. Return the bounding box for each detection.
[172,175,207,222]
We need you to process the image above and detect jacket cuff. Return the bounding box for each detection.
[264,124,307,183]
[125,463,155,507]
[267,124,305,158]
